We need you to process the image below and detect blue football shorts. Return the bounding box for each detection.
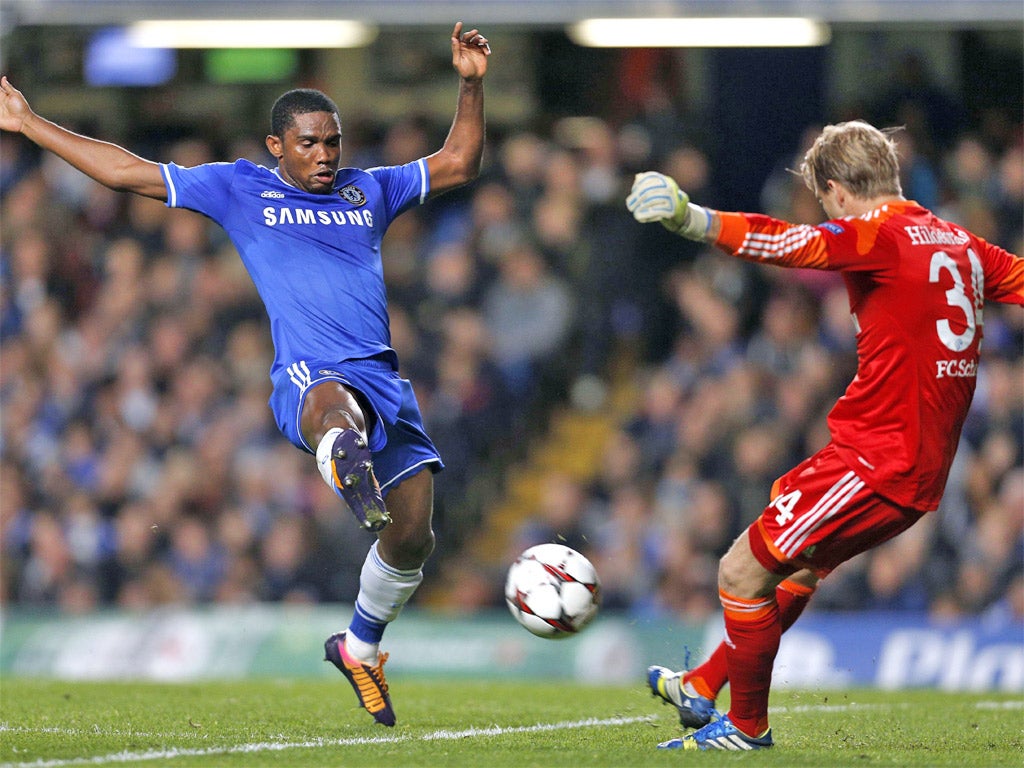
[269,356,443,494]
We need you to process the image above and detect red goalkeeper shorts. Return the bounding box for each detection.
[748,443,925,578]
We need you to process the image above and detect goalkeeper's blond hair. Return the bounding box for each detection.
[799,121,903,201]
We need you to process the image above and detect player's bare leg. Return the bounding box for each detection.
[375,468,436,569]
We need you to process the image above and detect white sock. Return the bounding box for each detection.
[343,632,380,663]
[345,542,423,664]
[316,427,344,489]
[356,541,423,623]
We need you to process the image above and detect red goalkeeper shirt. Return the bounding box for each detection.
[715,200,1024,511]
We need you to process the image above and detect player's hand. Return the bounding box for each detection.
[0,76,33,134]
[450,22,490,81]
[626,171,709,240]
[627,171,689,228]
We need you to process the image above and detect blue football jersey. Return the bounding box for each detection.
[160,158,428,378]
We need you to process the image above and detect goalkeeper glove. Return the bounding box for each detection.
[626,171,711,241]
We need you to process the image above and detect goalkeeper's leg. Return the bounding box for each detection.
[684,573,817,703]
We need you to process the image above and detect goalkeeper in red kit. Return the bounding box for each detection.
[626,120,1024,751]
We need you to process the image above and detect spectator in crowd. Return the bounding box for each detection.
[586,482,662,610]
[482,238,575,404]
[510,470,593,559]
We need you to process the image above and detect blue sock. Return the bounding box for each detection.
[348,603,387,645]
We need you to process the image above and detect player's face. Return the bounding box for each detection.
[269,111,343,194]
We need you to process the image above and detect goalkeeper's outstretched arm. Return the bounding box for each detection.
[626,171,721,242]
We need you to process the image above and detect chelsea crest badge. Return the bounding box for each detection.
[339,185,367,206]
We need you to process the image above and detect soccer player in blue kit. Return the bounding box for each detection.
[0,22,491,726]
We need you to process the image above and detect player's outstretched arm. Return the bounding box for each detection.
[0,76,167,200]
[424,22,491,197]
[626,171,721,242]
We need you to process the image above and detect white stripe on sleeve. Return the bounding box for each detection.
[160,163,177,207]
[418,157,429,203]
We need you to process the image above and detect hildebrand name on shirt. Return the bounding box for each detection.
[904,225,969,246]
[261,206,375,228]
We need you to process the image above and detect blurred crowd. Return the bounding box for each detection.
[1,68,1021,625]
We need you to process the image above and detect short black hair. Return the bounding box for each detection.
[270,89,340,137]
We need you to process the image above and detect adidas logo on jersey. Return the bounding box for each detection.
[261,190,286,198]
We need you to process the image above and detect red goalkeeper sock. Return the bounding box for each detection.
[720,588,780,738]
[685,578,815,700]
[777,578,815,627]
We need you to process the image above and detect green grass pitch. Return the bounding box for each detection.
[0,678,1021,767]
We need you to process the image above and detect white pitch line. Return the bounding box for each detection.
[0,716,650,768]
[975,700,1024,710]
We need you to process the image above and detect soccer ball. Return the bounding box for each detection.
[505,543,601,639]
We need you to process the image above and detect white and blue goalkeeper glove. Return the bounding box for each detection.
[626,171,711,241]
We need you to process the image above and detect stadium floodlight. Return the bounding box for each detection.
[127,20,378,49]
[568,17,832,47]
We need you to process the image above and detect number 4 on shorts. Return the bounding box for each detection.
[769,490,802,525]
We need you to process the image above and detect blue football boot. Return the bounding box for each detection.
[657,714,773,751]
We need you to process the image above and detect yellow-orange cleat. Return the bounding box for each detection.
[324,631,395,726]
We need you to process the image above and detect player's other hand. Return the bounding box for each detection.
[0,76,33,134]
[627,171,708,240]
[451,22,490,81]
